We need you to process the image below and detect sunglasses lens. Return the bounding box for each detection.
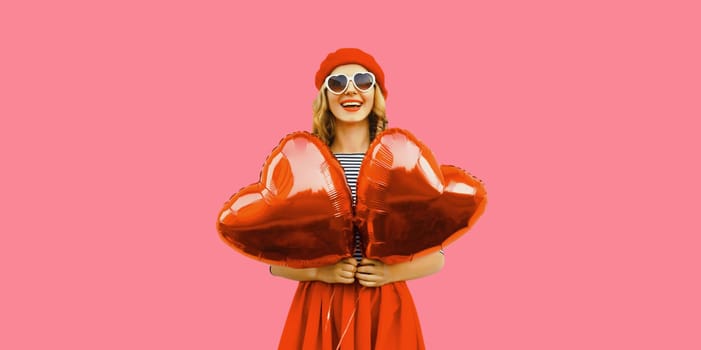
[354,73,374,91]
[327,75,348,93]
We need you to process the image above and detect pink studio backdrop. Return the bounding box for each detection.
[2,1,699,349]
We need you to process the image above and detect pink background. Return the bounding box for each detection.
[2,0,699,349]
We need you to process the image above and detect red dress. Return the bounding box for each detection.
[278,152,426,349]
[278,280,425,350]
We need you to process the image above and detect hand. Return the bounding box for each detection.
[314,258,358,284]
[355,258,394,287]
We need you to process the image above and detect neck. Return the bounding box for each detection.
[330,120,370,153]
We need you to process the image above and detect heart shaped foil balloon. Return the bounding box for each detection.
[216,132,355,268]
[355,128,487,264]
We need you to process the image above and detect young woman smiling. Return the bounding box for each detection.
[270,48,444,350]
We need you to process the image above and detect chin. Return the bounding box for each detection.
[337,115,370,124]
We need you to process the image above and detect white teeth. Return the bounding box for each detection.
[342,102,362,107]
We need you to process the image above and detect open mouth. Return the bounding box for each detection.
[341,101,362,111]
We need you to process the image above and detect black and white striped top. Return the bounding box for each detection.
[334,153,365,261]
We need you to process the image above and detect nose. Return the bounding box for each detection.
[344,79,358,95]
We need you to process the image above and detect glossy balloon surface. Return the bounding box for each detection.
[355,128,487,264]
[217,128,487,267]
[216,132,354,268]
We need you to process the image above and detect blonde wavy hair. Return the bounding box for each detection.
[312,87,388,147]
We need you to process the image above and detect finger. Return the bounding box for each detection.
[359,258,377,266]
[358,279,379,287]
[341,264,357,273]
[337,276,355,284]
[343,258,359,266]
[356,265,377,274]
[355,272,381,282]
[339,270,354,278]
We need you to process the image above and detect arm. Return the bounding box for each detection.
[270,257,358,284]
[355,250,445,287]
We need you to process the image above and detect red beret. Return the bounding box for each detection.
[314,48,387,98]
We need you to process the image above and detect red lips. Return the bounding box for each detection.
[217,128,487,267]
[340,99,363,112]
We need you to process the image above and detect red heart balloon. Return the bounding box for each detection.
[355,128,487,264]
[216,132,354,268]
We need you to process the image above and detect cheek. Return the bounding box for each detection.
[364,94,375,110]
[326,91,339,105]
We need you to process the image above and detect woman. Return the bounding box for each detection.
[271,48,444,350]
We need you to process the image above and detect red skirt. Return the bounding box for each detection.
[278,281,425,350]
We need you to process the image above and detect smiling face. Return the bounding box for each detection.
[326,64,375,125]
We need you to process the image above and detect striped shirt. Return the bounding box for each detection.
[334,153,365,261]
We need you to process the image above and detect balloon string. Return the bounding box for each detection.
[334,286,367,350]
[325,289,336,333]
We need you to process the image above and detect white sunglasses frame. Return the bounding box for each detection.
[323,72,376,95]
